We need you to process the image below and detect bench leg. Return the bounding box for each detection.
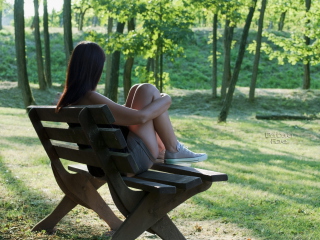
[32,195,77,233]
[149,215,186,240]
[82,179,123,230]
[112,182,212,240]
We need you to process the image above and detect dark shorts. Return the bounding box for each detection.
[126,131,156,174]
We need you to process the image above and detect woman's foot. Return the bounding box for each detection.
[164,142,207,164]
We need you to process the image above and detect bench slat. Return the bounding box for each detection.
[53,143,101,167]
[100,129,127,149]
[151,163,228,182]
[67,164,176,194]
[28,105,115,125]
[110,153,140,174]
[123,177,176,194]
[29,105,82,123]
[134,171,202,190]
[45,127,89,145]
[45,127,127,150]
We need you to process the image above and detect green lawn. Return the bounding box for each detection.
[0,83,319,239]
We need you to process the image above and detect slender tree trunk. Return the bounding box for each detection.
[34,0,47,90]
[0,0,3,30]
[43,0,52,87]
[123,18,135,100]
[63,0,73,65]
[109,21,125,102]
[0,8,2,30]
[249,0,267,101]
[278,10,286,31]
[303,0,311,89]
[154,50,159,89]
[14,0,36,108]
[79,8,89,31]
[218,0,257,122]
[159,46,163,93]
[146,58,154,72]
[212,13,218,98]
[105,17,113,96]
[221,19,234,99]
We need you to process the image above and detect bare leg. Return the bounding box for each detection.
[125,84,178,158]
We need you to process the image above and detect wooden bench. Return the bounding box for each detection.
[28,104,228,239]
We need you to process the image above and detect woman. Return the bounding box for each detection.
[56,41,207,171]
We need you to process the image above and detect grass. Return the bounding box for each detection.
[0,80,319,239]
[0,25,319,239]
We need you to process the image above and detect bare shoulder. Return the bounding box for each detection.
[77,91,111,105]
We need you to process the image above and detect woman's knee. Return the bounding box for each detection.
[136,83,160,98]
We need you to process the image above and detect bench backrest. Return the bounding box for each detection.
[28,105,141,176]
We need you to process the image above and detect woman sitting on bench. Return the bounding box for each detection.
[56,41,207,169]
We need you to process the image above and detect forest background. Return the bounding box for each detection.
[0,0,320,239]
[1,0,320,121]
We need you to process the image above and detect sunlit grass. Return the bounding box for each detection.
[0,85,319,239]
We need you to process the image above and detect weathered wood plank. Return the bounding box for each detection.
[152,163,228,182]
[122,177,176,194]
[135,171,202,190]
[110,152,140,174]
[45,127,89,145]
[53,143,101,167]
[100,128,127,149]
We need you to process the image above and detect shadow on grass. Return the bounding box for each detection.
[191,136,319,239]
[0,155,113,240]
[170,89,320,120]
[171,113,320,239]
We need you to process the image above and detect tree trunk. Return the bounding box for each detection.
[109,21,125,102]
[14,0,36,108]
[0,8,2,30]
[221,19,234,99]
[249,0,267,101]
[63,0,73,65]
[43,0,52,87]
[123,18,135,100]
[212,13,218,98]
[278,11,286,31]
[159,44,163,93]
[105,17,113,96]
[33,0,47,90]
[303,0,311,89]
[218,0,257,122]
[146,58,154,72]
[154,51,159,89]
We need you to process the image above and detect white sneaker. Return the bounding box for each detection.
[164,142,207,164]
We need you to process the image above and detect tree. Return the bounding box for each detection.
[303,0,311,89]
[212,13,218,98]
[63,0,73,64]
[43,0,52,87]
[0,0,3,30]
[123,18,135,99]
[249,0,267,101]
[218,0,257,122]
[105,17,113,97]
[74,0,92,31]
[278,10,286,31]
[221,18,234,99]
[33,0,47,90]
[14,0,35,108]
[109,21,125,102]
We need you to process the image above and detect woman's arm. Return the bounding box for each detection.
[81,91,171,126]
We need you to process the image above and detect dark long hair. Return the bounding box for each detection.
[56,41,106,112]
